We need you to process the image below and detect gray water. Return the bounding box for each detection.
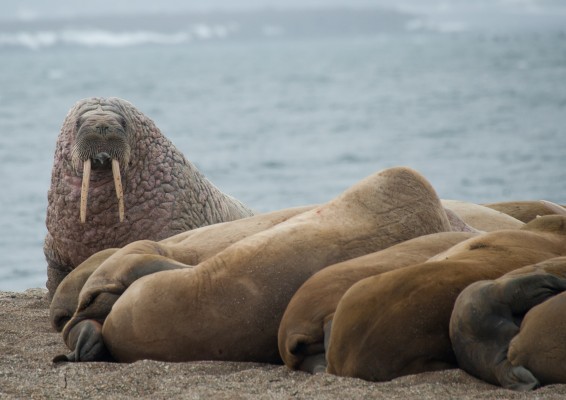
[1,32,566,291]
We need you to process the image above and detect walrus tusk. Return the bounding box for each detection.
[80,159,91,223]
[112,159,125,222]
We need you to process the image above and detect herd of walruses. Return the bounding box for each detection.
[46,98,566,392]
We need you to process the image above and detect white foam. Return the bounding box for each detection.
[191,23,238,40]
[59,30,191,47]
[0,25,239,50]
[0,31,57,50]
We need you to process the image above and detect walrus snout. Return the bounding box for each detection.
[72,117,131,172]
[72,114,129,224]
[71,107,131,224]
[71,107,131,171]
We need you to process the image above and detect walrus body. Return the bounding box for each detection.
[50,205,315,346]
[441,200,524,231]
[484,201,565,223]
[278,231,477,372]
[450,257,566,391]
[61,167,453,364]
[325,216,566,382]
[45,97,253,296]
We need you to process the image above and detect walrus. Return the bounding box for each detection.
[44,97,254,296]
[58,167,453,364]
[50,205,315,336]
[441,200,524,231]
[325,215,566,382]
[278,231,477,373]
[449,256,566,391]
[484,200,566,223]
[442,208,481,233]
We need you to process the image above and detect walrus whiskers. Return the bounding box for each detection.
[112,159,125,222]
[80,159,91,223]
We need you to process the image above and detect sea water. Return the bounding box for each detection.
[1,32,565,291]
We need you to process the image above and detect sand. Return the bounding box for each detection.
[1,289,565,399]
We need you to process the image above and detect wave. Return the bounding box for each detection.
[0,8,418,50]
[0,24,239,50]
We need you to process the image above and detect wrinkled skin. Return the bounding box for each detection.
[45,97,253,297]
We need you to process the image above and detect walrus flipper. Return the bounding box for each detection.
[53,319,113,363]
[504,273,566,314]
[286,333,326,373]
[299,354,327,374]
[295,320,333,373]
[496,362,540,391]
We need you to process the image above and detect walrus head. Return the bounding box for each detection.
[70,104,131,224]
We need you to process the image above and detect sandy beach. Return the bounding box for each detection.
[1,289,565,399]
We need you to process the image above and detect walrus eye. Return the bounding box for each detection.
[119,117,127,130]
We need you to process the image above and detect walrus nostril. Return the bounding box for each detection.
[93,152,111,166]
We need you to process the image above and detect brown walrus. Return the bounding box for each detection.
[57,167,453,364]
[325,215,566,382]
[49,205,315,337]
[483,200,566,223]
[449,256,566,391]
[44,97,254,297]
[278,231,477,373]
[441,200,524,231]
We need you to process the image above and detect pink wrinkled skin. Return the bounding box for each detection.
[44,97,253,297]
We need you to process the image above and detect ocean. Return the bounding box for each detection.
[1,9,565,291]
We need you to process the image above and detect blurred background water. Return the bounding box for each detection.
[1,0,565,291]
